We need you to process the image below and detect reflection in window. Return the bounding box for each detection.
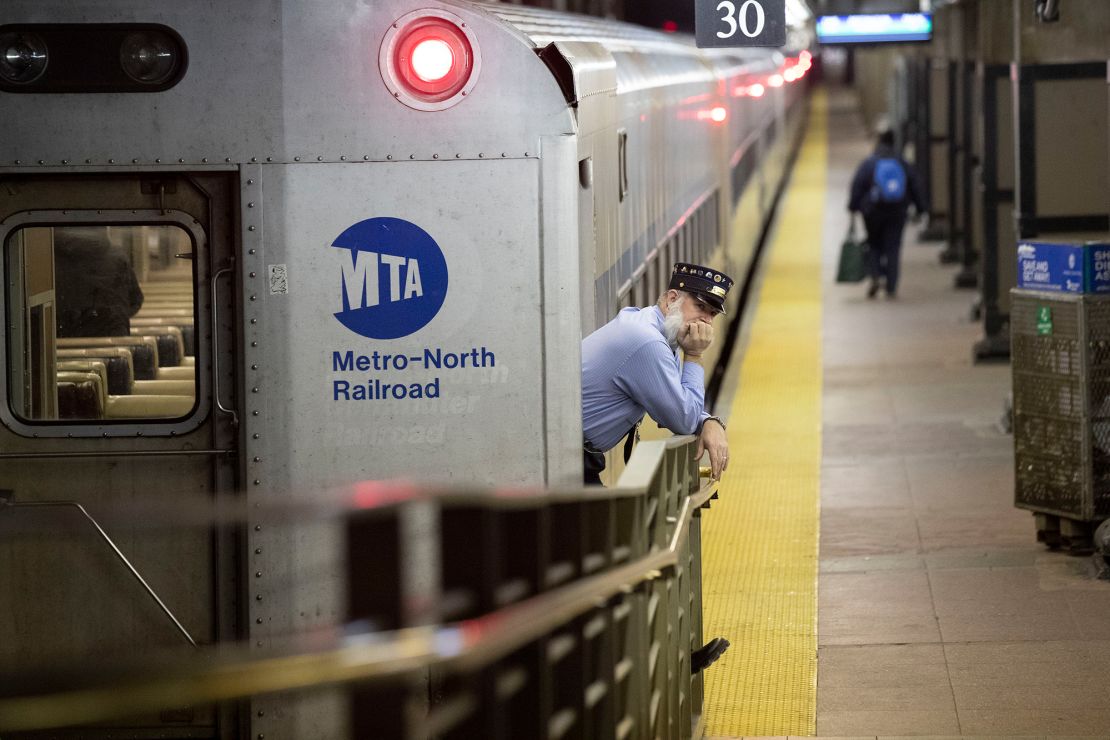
[6,224,197,422]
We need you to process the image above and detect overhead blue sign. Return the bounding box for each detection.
[333,217,449,339]
[816,13,932,44]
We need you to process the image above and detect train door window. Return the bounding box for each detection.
[697,209,705,261]
[696,211,705,262]
[617,129,629,202]
[697,208,706,260]
[709,193,720,250]
[4,219,200,426]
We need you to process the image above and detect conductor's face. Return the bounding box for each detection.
[674,290,720,327]
[661,289,721,354]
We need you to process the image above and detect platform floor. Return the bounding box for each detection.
[704,87,1110,738]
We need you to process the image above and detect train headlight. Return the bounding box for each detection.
[0,31,48,84]
[119,30,183,85]
[380,10,481,112]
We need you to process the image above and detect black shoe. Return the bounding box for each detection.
[690,637,730,674]
[867,281,879,299]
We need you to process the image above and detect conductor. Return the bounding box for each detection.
[581,262,732,484]
[581,261,734,673]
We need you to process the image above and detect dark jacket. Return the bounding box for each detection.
[54,228,144,338]
[848,144,927,218]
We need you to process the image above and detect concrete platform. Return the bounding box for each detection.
[812,88,1110,737]
[705,85,1110,739]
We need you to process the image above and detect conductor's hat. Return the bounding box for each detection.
[668,263,734,314]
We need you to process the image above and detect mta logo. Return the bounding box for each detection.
[341,251,424,307]
[333,217,448,340]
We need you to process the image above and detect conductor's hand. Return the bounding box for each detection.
[697,419,729,480]
[680,321,714,359]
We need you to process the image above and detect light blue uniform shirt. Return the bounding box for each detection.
[582,306,708,452]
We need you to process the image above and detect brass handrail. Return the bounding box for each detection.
[0,437,715,733]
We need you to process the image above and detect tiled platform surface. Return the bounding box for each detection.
[707,87,1110,738]
[813,91,1110,737]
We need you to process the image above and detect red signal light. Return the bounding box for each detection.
[410,38,454,82]
[662,20,679,32]
[381,10,481,111]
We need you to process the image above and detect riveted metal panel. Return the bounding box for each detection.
[0,0,575,166]
[240,156,564,736]
[257,159,548,489]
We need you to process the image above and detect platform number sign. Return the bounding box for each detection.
[695,0,785,48]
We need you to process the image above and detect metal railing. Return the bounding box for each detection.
[0,436,717,739]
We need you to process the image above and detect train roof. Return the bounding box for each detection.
[0,0,800,166]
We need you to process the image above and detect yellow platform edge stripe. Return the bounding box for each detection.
[701,90,826,737]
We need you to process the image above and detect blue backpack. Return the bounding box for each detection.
[870,157,906,204]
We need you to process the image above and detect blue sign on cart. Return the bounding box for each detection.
[1017,241,1110,294]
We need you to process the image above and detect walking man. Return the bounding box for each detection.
[848,129,927,299]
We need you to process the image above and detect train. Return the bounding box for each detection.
[0,1,812,737]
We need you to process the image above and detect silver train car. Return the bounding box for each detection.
[0,1,810,737]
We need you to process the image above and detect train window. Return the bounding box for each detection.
[709,194,719,249]
[617,129,629,202]
[697,209,706,261]
[4,223,198,424]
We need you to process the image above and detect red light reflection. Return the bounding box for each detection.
[734,83,765,98]
[351,479,419,509]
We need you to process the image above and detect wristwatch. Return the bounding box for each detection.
[698,415,726,433]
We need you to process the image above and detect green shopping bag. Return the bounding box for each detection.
[836,222,868,283]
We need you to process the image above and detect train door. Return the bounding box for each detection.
[0,172,242,738]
